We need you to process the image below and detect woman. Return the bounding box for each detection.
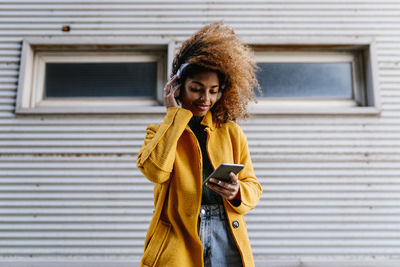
[137,22,262,267]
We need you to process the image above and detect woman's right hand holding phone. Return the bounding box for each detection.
[164,75,181,108]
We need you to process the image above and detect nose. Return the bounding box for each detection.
[201,91,210,102]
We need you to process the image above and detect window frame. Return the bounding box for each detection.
[34,51,166,106]
[16,37,173,114]
[245,38,381,115]
[254,50,364,106]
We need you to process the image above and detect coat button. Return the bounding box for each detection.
[232,220,239,228]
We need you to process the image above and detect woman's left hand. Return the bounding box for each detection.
[205,172,240,200]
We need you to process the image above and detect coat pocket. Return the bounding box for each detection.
[141,220,171,267]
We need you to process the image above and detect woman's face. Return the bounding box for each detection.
[181,71,220,117]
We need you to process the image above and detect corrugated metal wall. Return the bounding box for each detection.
[1,1,400,266]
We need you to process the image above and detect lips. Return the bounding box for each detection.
[194,103,210,111]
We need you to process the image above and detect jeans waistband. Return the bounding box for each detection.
[199,204,226,220]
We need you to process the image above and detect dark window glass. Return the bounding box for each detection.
[44,62,157,98]
[256,62,353,98]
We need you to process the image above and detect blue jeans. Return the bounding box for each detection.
[199,204,243,267]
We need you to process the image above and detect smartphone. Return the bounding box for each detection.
[203,163,244,185]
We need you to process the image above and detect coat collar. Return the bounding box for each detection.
[200,111,215,131]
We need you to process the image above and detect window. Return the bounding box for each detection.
[17,38,380,115]
[249,41,380,115]
[45,61,157,98]
[16,38,171,114]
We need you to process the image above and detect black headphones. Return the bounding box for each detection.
[173,63,190,98]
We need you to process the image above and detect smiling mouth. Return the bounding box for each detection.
[194,103,210,110]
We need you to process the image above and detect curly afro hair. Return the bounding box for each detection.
[171,21,260,124]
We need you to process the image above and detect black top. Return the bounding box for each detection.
[188,116,222,204]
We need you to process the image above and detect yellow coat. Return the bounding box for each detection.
[137,107,262,267]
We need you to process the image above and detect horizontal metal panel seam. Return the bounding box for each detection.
[0,0,399,263]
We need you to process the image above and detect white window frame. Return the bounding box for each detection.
[245,37,381,115]
[254,50,364,107]
[16,37,174,114]
[33,51,166,107]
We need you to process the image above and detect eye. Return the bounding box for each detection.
[190,88,201,92]
[210,90,218,94]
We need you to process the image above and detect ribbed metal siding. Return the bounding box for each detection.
[1,1,400,266]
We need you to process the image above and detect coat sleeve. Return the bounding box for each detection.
[136,107,193,184]
[226,126,262,215]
